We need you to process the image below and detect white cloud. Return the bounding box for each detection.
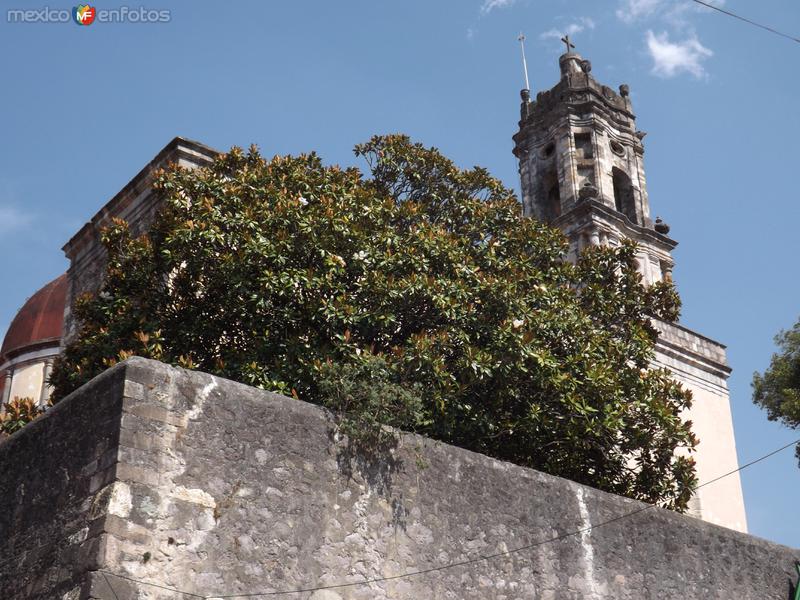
[480,0,516,15]
[540,17,596,42]
[466,27,475,41]
[0,205,32,236]
[617,0,725,25]
[615,1,719,80]
[646,30,713,78]
[617,0,663,24]
[664,0,725,28]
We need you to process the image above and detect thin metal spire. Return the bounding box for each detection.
[517,32,530,92]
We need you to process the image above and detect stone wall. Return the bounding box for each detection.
[1,357,797,599]
[0,364,126,598]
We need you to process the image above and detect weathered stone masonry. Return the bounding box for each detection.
[1,358,797,599]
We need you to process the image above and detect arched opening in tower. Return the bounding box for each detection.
[612,167,637,224]
[541,169,561,221]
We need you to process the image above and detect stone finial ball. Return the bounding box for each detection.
[579,181,598,201]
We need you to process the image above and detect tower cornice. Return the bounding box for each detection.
[554,198,677,252]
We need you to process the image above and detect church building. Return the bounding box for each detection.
[0,47,746,532]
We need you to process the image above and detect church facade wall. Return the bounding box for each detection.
[654,321,748,532]
[61,138,216,343]
[0,358,795,599]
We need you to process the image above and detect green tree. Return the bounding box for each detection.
[50,135,697,510]
[753,318,800,460]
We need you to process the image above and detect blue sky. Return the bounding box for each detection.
[1,0,798,547]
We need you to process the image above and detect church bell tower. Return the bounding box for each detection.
[512,43,748,532]
[513,45,675,284]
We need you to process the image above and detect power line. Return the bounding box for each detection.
[99,436,800,599]
[696,437,800,489]
[691,0,800,44]
[100,570,203,599]
[101,572,120,600]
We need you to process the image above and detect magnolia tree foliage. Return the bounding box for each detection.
[0,397,44,438]
[50,135,697,510]
[753,318,800,461]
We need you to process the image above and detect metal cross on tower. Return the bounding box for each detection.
[561,34,575,54]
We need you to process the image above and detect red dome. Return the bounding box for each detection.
[1,274,67,360]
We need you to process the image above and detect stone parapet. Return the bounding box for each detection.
[654,319,731,393]
[0,358,796,599]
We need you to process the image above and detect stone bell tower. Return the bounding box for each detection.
[513,47,675,285]
[513,46,748,532]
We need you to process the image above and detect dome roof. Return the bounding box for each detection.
[1,274,67,361]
